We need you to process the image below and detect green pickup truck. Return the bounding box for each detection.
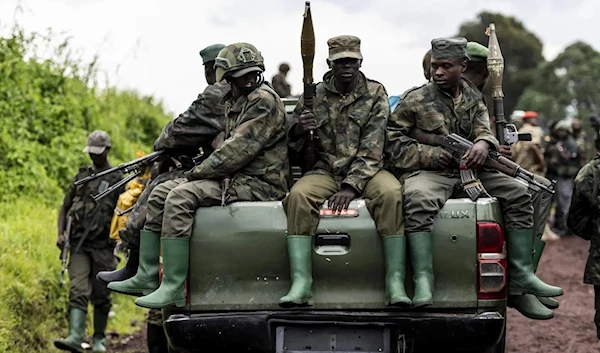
[162,98,508,353]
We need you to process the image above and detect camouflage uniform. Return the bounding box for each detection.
[271,63,291,98]
[567,154,600,339]
[110,43,289,310]
[546,121,581,236]
[55,131,124,353]
[388,37,562,302]
[120,80,230,248]
[144,81,290,236]
[281,35,410,307]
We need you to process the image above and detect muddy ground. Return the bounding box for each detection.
[107,235,600,353]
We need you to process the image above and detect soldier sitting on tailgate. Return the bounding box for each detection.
[109,43,290,309]
[385,37,563,307]
[280,35,409,308]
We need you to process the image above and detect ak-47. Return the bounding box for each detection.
[486,23,531,146]
[74,150,166,203]
[298,1,318,174]
[442,133,555,195]
[59,215,72,288]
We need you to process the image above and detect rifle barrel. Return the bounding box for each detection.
[92,170,141,203]
[74,150,164,186]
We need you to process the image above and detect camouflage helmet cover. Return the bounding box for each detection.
[214,43,265,82]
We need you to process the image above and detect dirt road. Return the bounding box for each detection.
[107,236,599,353]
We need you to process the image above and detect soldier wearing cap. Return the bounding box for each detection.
[281,35,406,308]
[387,37,563,308]
[54,130,124,353]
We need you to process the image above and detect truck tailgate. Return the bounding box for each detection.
[187,199,478,311]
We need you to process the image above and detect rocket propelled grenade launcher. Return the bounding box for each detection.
[486,23,531,145]
[299,1,318,174]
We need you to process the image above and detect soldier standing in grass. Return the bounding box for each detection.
[54,130,124,353]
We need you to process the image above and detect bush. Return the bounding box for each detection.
[0,24,171,352]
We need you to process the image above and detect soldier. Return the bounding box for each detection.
[108,43,289,309]
[512,111,546,177]
[567,151,600,340]
[272,62,292,98]
[97,43,229,287]
[546,120,581,237]
[459,42,560,318]
[54,130,124,353]
[281,35,409,308]
[386,37,563,308]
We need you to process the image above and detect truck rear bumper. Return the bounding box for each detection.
[164,310,505,353]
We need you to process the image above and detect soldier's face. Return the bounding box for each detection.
[89,150,108,168]
[231,71,262,94]
[331,58,360,85]
[205,61,217,85]
[431,58,466,91]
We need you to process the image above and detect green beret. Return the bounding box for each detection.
[199,44,226,64]
[431,37,467,60]
[467,42,488,62]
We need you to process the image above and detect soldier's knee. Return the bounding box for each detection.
[287,182,311,204]
[148,183,171,207]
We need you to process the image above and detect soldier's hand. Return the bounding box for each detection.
[328,186,358,214]
[463,140,490,169]
[499,145,513,160]
[56,235,65,250]
[294,110,317,136]
[439,149,454,169]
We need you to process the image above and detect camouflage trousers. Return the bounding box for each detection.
[68,246,118,314]
[120,169,187,248]
[145,178,253,237]
[283,170,404,236]
[403,170,533,233]
[531,175,553,241]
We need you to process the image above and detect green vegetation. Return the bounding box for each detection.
[0,25,171,352]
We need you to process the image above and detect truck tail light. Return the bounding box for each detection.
[477,222,507,300]
[320,208,358,217]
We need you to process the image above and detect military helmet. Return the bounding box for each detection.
[214,43,265,82]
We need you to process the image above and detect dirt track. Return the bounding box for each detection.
[107,236,600,353]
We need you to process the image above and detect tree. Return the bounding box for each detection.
[457,12,545,116]
[517,41,600,132]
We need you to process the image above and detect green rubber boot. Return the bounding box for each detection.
[92,311,108,353]
[508,294,554,320]
[532,238,560,309]
[53,308,86,352]
[507,229,563,297]
[408,232,434,307]
[279,236,314,308]
[108,230,160,296]
[382,235,411,306]
[135,237,189,309]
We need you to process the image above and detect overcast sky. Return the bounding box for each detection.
[1,0,598,116]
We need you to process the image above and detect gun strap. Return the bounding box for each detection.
[459,159,490,202]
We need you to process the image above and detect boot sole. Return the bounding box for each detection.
[278,299,314,308]
[509,287,563,298]
[106,287,144,297]
[135,299,186,309]
[54,341,84,353]
[538,297,560,309]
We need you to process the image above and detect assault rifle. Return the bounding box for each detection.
[59,215,73,288]
[442,133,556,195]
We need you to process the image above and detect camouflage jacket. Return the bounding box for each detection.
[545,137,581,178]
[154,80,230,155]
[271,73,291,98]
[186,82,290,201]
[386,78,498,176]
[63,166,124,249]
[567,154,600,284]
[288,71,389,193]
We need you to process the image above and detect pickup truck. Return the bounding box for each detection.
[161,97,508,353]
